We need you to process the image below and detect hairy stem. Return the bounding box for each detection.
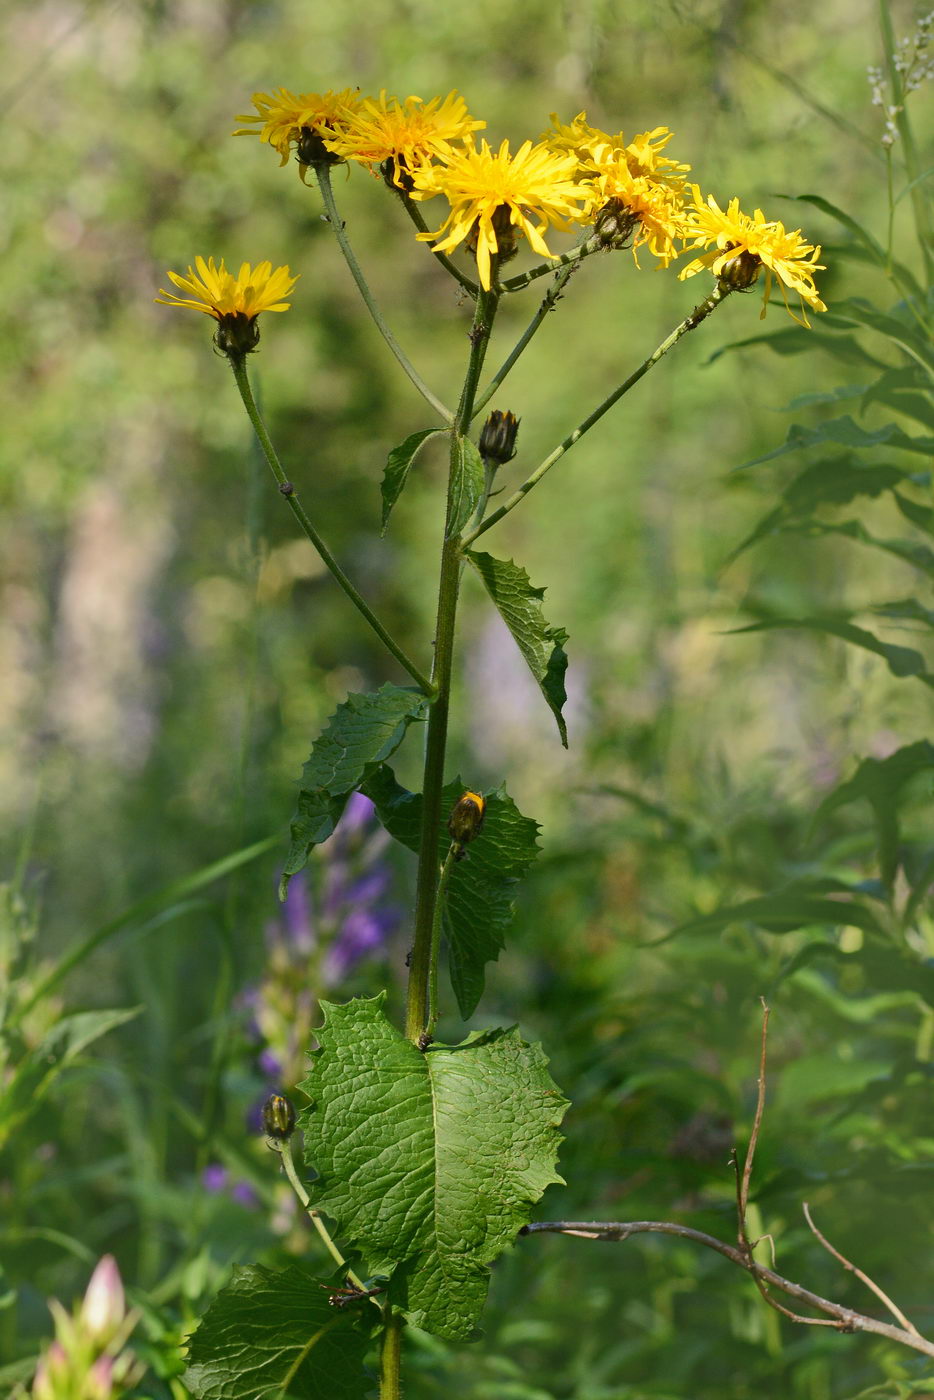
[464,283,730,546]
[229,355,434,695]
[427,845,458,1040]
[315,163,453,422]
[379,1308,404,1400]
[404,287,500,1042]
[496,235,601,293]
[276,1140,366,1291]
[474,257,581,416]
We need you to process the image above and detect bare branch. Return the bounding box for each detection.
[741,998,770,1221]
[519,1221,934,1360]
[803,1202,921,1338]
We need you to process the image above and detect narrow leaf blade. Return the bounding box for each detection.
[184,1264,371,1400]
[280,684,431,896]
[298,997,567,1340]
[381,429,443,534]
[731,617,934,687]
[466,550,569,746]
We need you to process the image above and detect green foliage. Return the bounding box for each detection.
[184,1264,373,1399]
[363,766,540,1016]
[381,430,444,534]
[465,551,569,747]
[297,996,567,1339]
[447,436,486,538]
[280,684,431,896]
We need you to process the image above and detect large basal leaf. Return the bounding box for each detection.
[465,550,569,747]
[184,1264,372,1400]
[447,435,485,538]
[813,740,934,889]
[298,996,567,1341]
[380,428,444,534]
[280,684,431,897]
[363,765,540,1017]
[731,617,934,688]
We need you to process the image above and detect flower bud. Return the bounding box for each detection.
[80,1256,126,1346]
[86,1355,114,1400]
[716,245,761,291]
[262,1092,296,1140]
[594,198,638,249]
[447,791,486,847]
[479,411,520,466]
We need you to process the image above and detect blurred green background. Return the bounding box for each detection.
[1,0,932,1396]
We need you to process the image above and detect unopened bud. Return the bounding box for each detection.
[81,1256,126,1346]
[716,246,761,292]
[479,410,520,465]
[447,791,486,847]
[86,1355,115,1400]
[594,197,638,249]
[262,1093,296,1141]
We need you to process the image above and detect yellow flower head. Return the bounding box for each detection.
[543,111,616,163]
[583,143,687,267]
[233,87,361,167]
[679,187,826,325]
[622,127,690,188]
[325,90,485,189]
[155,257,299,352]
[412,138,590,290]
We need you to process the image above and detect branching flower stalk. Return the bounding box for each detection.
[154,80,862,1400]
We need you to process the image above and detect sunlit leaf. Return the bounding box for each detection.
[298,996,567,1340]
[466,551,569,747]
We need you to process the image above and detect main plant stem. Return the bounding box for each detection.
[379,1308,404,1400]
[404,286,499,1042]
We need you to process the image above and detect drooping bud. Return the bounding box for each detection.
[716,245,761,291]
[80,1256,126,1347]
[479,410,520,466]
[447,791,487,848]
[262,1092,296,1141]
[594,197,638,250]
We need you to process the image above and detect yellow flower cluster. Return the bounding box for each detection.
[156,86,826,332]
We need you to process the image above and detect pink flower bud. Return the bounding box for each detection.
[86,1355,115,1400]
[80,1256,125,1345]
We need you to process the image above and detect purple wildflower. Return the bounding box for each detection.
[201,1164,228,1194]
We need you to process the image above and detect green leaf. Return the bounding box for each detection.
[465,551,569,747]
[380,429,444,534]
[813,741,934,888]
[734,416,934,472]
[706,326,887,370]
[280,685,431,897]
[799,519,934,577]
[873,598,934,628]
[184,1263,372,1400]
[830,297,934,370]
[893,490,934,536]
[731,617,934,687]
[0,1007,142,1149]
[783,194,887,266]
[862,367,934,427]
[447,435,485,538]
[362,765,540,1017]
[669,889,887,940]
[298,996,567,1340]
